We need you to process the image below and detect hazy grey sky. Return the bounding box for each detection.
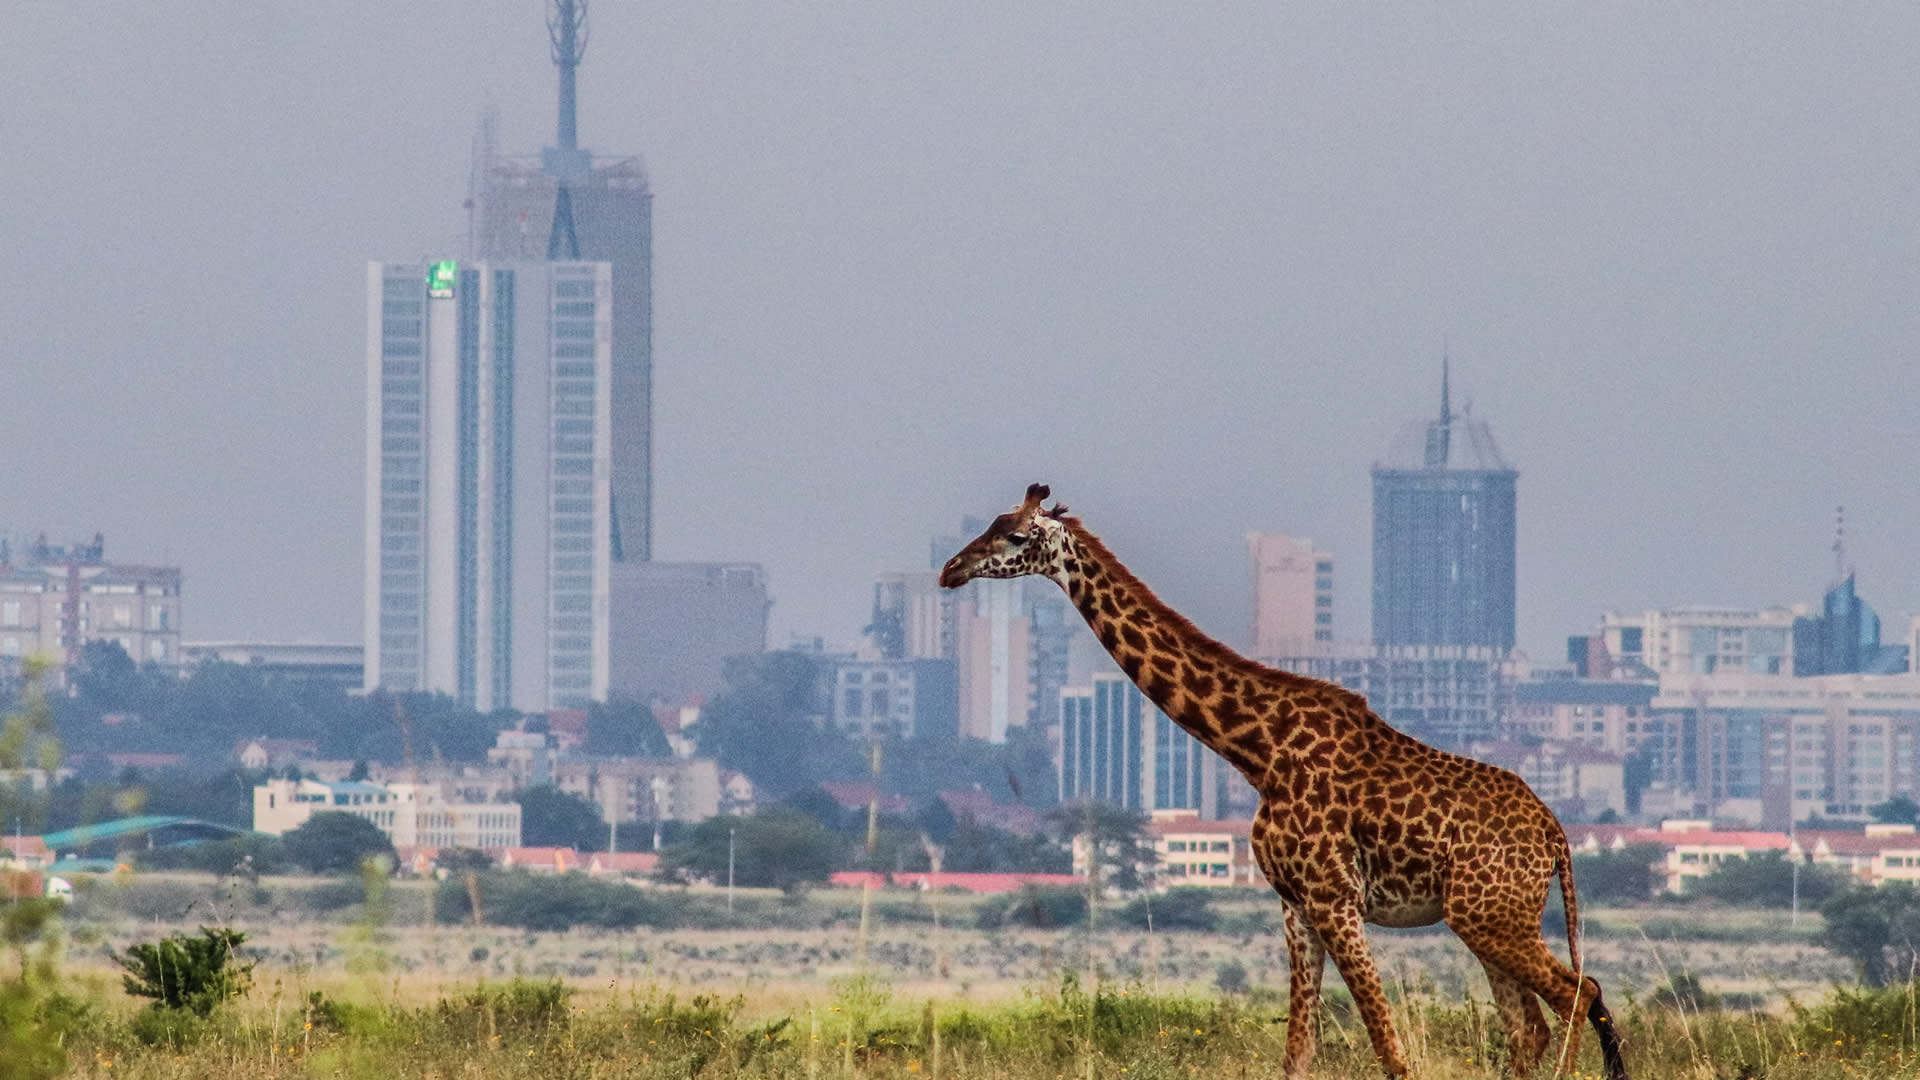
[6,4,1919,661]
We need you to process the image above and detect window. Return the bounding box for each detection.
[148,639,165,662]
[844,688,863,718]
[148,605,169,630]
[1,601,17,626]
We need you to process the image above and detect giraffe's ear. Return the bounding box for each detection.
[1022,483,1050,513]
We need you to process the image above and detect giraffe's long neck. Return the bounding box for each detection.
[1056,522,1341,782]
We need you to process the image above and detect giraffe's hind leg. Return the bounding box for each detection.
[1444,852,1606,1077]
[1281,902,1326,1079]
[1450,910,1601,1076]
[1483,962,1551,1076]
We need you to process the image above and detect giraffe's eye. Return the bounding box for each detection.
[1007,532,1029,545]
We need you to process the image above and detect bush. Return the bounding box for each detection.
[113,927,253,1017]
[434,871,671,931]
[282,812,396,875]
[1571,843,1664,904]
[978,885,1088,929]
[1691,850,1844,908]
[1117,887,1218,931]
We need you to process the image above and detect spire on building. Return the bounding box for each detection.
[545,0,588,259]
[1832,505,1848,585]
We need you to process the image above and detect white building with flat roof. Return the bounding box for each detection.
[364,259,613,712]
[253,777,520,851]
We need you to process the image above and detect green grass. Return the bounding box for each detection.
[34,973,1920,1079]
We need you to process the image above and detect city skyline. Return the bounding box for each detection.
[5,6,1919,663]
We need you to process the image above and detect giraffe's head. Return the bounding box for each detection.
[939,483,1073,590]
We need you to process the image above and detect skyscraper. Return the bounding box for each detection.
[472,1,653,561]
[363,259,613,713]
[1371,364,1517,650]
[1247,533,1333,656]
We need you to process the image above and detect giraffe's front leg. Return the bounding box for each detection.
[1305,900,1409,1079]
[1281,903,1326,1079]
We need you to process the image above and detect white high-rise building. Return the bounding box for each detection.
[364,259,613,712]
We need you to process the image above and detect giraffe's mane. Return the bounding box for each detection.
[1059,517,1373,715]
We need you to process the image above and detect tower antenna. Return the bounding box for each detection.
[548,0,588,153]
[1832,505,1847,584]
[545,0,588,259]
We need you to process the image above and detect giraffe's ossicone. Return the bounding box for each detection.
[942,484,1628,1080]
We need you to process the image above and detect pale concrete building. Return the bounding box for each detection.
[0,535,182,676]
[1247,533,1333,655]
[1259,640,1525,749]
[181,642,362,689]
[551,757,723,828]
[869,570,955,661]
[825,657,958,739]
[1647,670,1920,827]
[252,777,520,850]
[485,729,555,788]
[1469,739,1626,820]
[364,259,613,713]
[1597,607,1802,678]
[1507,679,1660,758]
[956,580,1031,744]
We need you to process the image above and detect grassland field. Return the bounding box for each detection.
[19,871,1920,1079]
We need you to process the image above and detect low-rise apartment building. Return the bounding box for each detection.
[252,777,520,851]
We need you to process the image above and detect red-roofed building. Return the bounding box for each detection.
[830,871,1082,894]
[0,836,52,870]
[1793,824,1920,885]
[1144,811,1263,889]
[393,846,440,876]
[500,847,578,874]
[588,851,659,877]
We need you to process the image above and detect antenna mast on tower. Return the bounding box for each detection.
[545,0,588,259]
[1832,505,1847,584]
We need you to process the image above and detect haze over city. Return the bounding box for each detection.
[6,3,1919,658]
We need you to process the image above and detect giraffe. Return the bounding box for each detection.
[939,484,1627,1080]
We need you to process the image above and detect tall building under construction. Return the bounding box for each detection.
[472,0,653,562]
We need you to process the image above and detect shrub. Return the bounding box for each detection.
[113,927,253,1016]
[434,871,673,931]
[1117,887,1218,931]
[978,885,1088,929]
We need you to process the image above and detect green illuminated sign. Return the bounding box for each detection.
[427,260,457,297]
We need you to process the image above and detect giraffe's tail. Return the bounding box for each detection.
[1557,832,1628,1080]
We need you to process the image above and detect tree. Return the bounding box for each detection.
[1818,884,1920,988]
[281,812,397,875]
[515,785,606,851]
[695,652,863,797]
[1571,844,1664,904]
[583,699,671,758]
[114,927,253,1016]
[1872,797,1920,825]
[658,810,841,892]
[434,847,495,874]
[1691,850,1844,908]
[939,816,1070,874]
[1049,801,1156,894]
